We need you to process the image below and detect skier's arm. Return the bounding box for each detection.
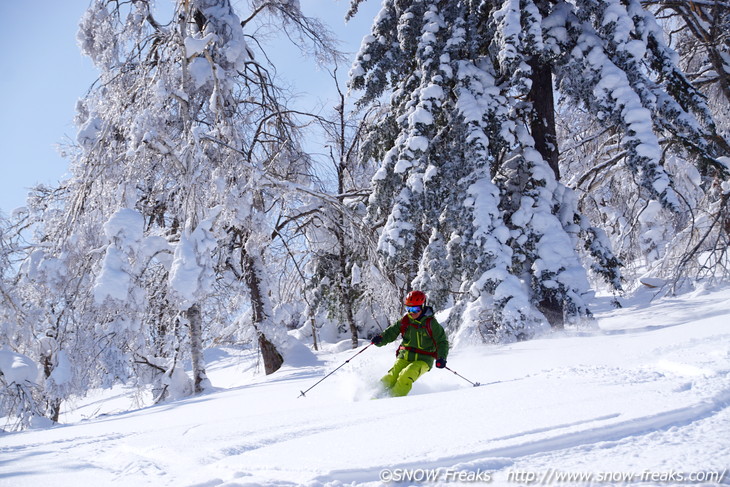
[375,321,402,346]
[433,321,449,359]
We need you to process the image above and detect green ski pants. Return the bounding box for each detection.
[381,358,430,397]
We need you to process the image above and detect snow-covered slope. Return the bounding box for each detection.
[2,286,729,486]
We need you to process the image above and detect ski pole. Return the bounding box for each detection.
[444,365,481,387]
[298,343,373,398]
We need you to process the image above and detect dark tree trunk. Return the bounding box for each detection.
[538,296,565,330]
[244,253,284,374]
[528,57,560,180]
[258,333,283,375]
[529,57,564,328]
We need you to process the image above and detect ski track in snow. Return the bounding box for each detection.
[1,287,730,486]
[315,390,730,486]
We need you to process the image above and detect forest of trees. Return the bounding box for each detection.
[1,0,728,429]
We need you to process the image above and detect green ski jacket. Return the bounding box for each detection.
[376,307,449,369]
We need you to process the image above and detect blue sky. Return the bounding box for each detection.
[0,0,379,216]
[0,1,97,215]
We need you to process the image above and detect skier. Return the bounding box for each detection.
[371,290,449,397]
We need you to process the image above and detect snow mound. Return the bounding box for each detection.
[0,350,38,385]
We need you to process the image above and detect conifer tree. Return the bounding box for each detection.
[348,0,725,341]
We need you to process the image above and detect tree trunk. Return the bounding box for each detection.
[538,296,564,330]
[309,314,319,351]
[335,96,359,349]
[186,303,209,393]
[338,231,358,348]
[529,57,564,328]
[528,57,560,180]
[258,333,283,375]
[42,353,62,423]
[40,334,62,422]
[345,298,358,349]
[47,397,62,423]
[244,253,283,374]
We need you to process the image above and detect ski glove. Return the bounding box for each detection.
[371,335,383,345]
[435,358,446,369]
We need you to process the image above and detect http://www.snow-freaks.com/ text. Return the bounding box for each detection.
[378,467,727,484]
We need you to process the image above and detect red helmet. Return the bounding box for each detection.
[404,290,426,306]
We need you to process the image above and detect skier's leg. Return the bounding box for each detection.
[391,360,430,397]
[381,358,409,392]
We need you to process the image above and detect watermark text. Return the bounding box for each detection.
[377,467,727,484]
[379,468,492,483]
[507,468,727,484]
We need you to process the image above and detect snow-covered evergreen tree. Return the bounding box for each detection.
[348,0,725,342]
[349,0,549,343]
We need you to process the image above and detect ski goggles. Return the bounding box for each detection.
[406,305,422,313]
